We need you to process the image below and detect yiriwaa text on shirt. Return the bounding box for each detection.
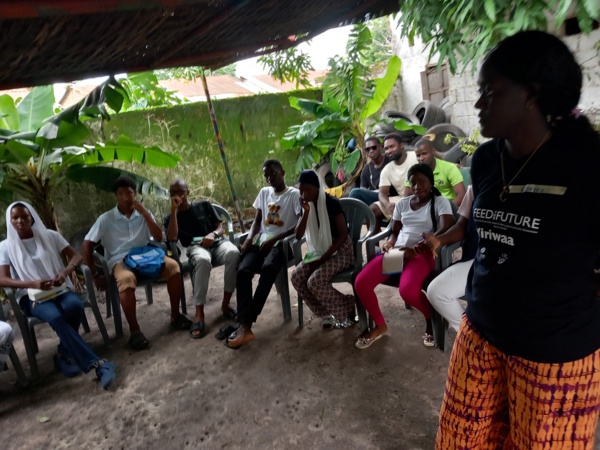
[477,228,515,246]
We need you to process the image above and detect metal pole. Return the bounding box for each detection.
[200,68,246,232]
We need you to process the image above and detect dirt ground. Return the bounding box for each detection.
[0,264,454,450]
[2,265,597,449]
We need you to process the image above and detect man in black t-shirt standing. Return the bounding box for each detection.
[348,136,392,206]
[165,179,240,339]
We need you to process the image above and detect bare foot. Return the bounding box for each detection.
[225,325,255,349]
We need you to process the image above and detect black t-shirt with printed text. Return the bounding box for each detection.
[466,134,600,363]
[163,201,220,248]
[359,155,398,196]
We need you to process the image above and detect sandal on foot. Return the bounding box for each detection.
[224,338,243,350]
[54,354,82,378]
[95,360,116,390]
[222,307,237,321]
[355,334,383,350]
[215,323,239,340]
[334,318,356,329]
[422,333,435,347]
[322,316,336,330]
[128,332,150,351]
[189,321,207,339]
[170,314,193,331]
[224,330,255,350]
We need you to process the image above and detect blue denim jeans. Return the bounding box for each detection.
[22,291,100,372]
[348,188,379,206]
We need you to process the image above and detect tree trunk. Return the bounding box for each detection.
[31,185,58,232]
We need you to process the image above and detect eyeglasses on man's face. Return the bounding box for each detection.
[365,145,380,152]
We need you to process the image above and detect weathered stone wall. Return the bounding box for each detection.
[390,19,600,135]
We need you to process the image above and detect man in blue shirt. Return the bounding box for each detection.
[82,176,191,351]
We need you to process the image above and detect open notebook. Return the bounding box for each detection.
[27,284,69,302]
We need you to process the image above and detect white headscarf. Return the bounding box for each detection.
[303,171,332,255]
[5,201,68,283]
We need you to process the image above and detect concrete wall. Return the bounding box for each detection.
[565,29,600,124]
[392,33,431,114]
[390,18,600,135]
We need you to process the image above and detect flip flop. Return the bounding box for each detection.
[224,329,255,350]
[222,307,237,320]
[215,323,240,340]
[189,321,207,339]
[170,314,193,331]
[355,333,383,350]
[128,332,150,351]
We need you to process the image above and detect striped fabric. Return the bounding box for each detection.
[437,318,600,449]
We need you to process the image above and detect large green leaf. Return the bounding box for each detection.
[342,148,362,174]
[49,77,127,126]
[2,140,38,163]
[6,130,37,141]
[315,113,350,132]
[65,165,169,199]
[393,119,427,135]
[83,135,180,168]
[17,86,55,132]
[44,146,88,166]
[289,96,336,119]
[483,0,496,21]
[294,148,321,172]
[583,0,599,19]
[311,137,339,149]
[0,95,19,131]
[103,84,125,114]
[280,120,321,149]
[46,121,90,148]
[360,56,402,121]
[289,96,319,112]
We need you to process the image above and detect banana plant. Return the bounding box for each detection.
[0,78,180,230]
[280,24,426,182]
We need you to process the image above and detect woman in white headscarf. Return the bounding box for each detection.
[0,202,115,389]
[291,170,355,328]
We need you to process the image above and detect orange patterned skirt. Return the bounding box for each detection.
[436,317,600,449]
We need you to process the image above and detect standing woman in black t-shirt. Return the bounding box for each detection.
[436,31,600,449]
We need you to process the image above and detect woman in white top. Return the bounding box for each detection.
[0,202,115,388]
[354,164,454,349]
